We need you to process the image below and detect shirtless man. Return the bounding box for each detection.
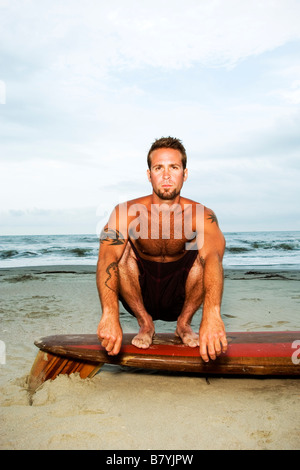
[96,137,227,362]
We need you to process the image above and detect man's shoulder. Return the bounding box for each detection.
[180,196,202,205]
[118,195,152,211]
[128,194,152,206]
[180,198,218,218]
[114,195,151,207]
[203,206,220,226]
[180,196,203,206]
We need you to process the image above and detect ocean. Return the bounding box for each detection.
[0,231,300,269]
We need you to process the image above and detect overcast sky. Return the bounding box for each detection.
[1,0,300,235]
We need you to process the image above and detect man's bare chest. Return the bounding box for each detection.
[134,237,188,257]
[127,207,196,258]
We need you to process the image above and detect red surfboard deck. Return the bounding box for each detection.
[28,331,300,390]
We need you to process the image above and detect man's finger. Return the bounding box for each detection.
[220,334,228,353]
[108,335,122,356]
[200,340,209,363]
[101,334,116,352]
[214,337,222,356]
[208,339,216,361]
[100,337,108,348]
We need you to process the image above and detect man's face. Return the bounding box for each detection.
[147,148,188,201]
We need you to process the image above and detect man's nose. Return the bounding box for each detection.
[163,169,170,178]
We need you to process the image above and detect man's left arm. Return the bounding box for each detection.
[198,209,227,362]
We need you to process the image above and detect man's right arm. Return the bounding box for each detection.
[96,204,128,355]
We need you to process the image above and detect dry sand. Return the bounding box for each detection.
[0,265,299,450]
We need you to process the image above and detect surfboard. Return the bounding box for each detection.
[28,331,300,391]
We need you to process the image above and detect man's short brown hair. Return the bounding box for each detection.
[147,137,187,170]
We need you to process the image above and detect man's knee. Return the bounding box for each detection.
[118,242,137,269]
[118,242,129,268]
[118,242,140,292]
[185,254,204,297]
[189,254,204,279]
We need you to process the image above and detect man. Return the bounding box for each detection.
[96,137,227,362]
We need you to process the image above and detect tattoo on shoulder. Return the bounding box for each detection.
[100,227,125,245]
[207,210,219,226]
[105,261,118,293]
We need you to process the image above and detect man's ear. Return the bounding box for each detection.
[183,168,188,182]
[147,169,151,182]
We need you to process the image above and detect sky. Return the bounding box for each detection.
[1,0,300,235]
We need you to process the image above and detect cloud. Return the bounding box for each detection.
[2,1,300,76]
[1,0,300,233]
[105,0,300,69]
[271,82,300,105]
[2,1,300,136]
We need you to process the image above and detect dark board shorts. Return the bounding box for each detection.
[119,239,198,322]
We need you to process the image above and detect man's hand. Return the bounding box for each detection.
[199,315,227,362]
[97,317,123,356]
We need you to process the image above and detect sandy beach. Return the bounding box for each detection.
[0,265,299,450]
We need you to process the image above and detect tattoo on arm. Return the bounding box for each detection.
[207,210,219,226]
[105,261,118,293]
[100,227,125,245]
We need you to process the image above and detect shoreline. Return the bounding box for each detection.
[1,263,300,280]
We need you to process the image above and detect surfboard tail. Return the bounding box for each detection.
[28,350,103,392]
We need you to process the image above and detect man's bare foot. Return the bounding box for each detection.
[131,324,155,349]
[175,323,199,348]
